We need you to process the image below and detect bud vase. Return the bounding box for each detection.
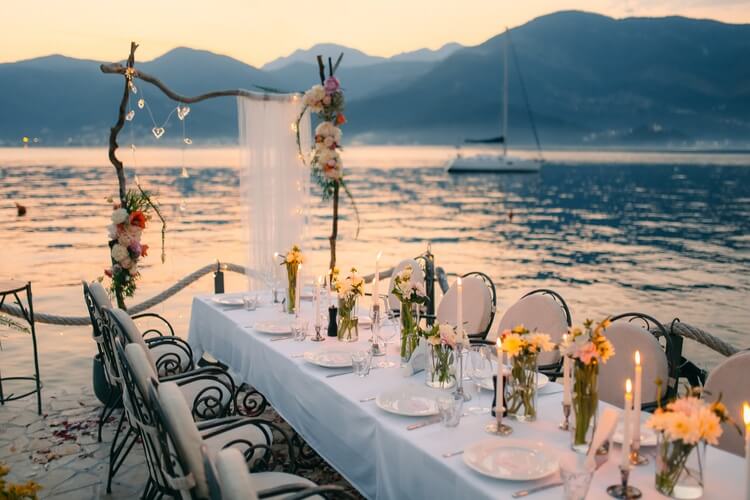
[570,359,599,453]
[425,343,455,389]
[399,302,420,364]
[285,266,297,314]
[337,298,359,342]
[655,434,706,499]
[505,352,538,422]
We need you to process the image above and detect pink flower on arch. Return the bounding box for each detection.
[324,76,340,94]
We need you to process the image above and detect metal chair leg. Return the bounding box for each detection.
[106,411,133,494]
[98,390,121,442]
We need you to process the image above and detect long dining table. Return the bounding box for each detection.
[187,293,745,499]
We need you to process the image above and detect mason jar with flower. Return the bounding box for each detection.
[561,319,615,452]
[334,268,364,342]
[647,389,735,498]
[279,245,303,314]
[390,265,428,365]
[422,323,468,389]
[500,325,555,422]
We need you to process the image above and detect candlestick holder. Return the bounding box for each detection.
[454,343,471,402]
[559,402,571,430]
[606,466,641,499]
[629,437,649,466]
[311,324,325,342]
[485,411,513,436]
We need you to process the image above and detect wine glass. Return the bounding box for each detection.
[376,298,397,368]
[466,345,493,414]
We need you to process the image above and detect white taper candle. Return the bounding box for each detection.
[621,379,633,469]
[456,277,463,335]
[562,334,571,405]
[633,351,642,440]
[496,337,504,423]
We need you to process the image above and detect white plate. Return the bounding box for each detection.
[212,296,245,307]
[375,386,439,417]
[479,369,549,391]
[253,321,292,335]
[463,439,559,481]
[613,421,658,447]
[303,349,355,368]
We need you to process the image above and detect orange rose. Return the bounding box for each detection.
[129,210,147,229]
[336,113,347,125]
[140,244,149,257]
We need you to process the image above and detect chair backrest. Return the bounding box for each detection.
[387,259,425,311]
[152,381,208,498]
[491,290,570,367]
[436,275,495,338]
[598,316,669,408]
[704,350,750,457]
[201,445,224,500]
[107,307,158,372]
[82,281,109,339]
[215,448,260,500]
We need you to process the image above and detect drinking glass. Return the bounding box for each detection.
[351,350,372,377]
[292,318,308,342]
[243,294,259,311]
[466,345,492,414]
[437,394,464,427]
[560,453,595,500]
[376,301,397,368]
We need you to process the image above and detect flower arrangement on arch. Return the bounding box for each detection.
[104,188,161,303]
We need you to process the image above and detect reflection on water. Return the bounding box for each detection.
[1,146,749,389]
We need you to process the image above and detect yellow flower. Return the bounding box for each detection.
[502,333,525,357]
[665,411,701,445]
[511,324,528,334]
[528,333,555,352]
[597,338,615,363]
[698,407,723,445]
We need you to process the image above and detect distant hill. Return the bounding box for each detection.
[1,11,749,147]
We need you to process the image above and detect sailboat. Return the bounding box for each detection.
[446,29,543,173]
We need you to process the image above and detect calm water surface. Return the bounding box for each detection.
[1,146,749,390]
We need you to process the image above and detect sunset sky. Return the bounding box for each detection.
[1,0,748,66]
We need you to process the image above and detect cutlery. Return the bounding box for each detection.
[511,449,609,497]
[407,417,441,430]
[326,366,380,378]
[359,396,376,403]
[270,336,293,342]
[291,354,305,358]
[441,449,464,458]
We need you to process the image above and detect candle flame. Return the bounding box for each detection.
[496,337,502,349]
[376,251,382,261]
[635,350,641,365]
[626,378,632,394]
[298,263,302,271]
[743,402,750,425]
[318,276,323,284]
[457,277,463,286]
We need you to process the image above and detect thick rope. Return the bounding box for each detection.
[0,263,741,359]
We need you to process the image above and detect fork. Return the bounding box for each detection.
[441,449,464,458]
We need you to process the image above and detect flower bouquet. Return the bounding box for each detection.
[499,325,555,422]
[422,323,469,389]
[647,388,734,498]
[390,265,428,364]
[333,267,364,342]
[561,318,615,452]
[280,245,303,314]
[104,189,158,307]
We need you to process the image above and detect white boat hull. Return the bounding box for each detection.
[446,155,541,173]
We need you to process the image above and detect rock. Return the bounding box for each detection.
[51,442,80,457]
[28,437,53,451]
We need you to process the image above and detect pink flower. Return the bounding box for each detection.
[129,241,142,256]
[324,76,340,94]
[576,342,598,364]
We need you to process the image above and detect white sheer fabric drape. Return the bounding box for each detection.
[238,94,311,290]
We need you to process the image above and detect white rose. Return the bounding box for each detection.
[323,136,335,148]
[118,233,132,247]
[315,121,336,138]
[317,148,335,166]
[332,126,342,143]
[120,257,133,269]
[128,263,138,275]
[111,208,128,224]
[111,244,129,262]
[107,223,118,240]
[304,85,325,110]
[397,279,412,298]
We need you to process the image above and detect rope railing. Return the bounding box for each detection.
[0,262,742,359]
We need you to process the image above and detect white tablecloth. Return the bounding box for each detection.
[188,294,745,500]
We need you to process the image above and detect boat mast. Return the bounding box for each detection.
[502,28,509,158]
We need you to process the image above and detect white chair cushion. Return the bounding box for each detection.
[437,276,492,337]
[387,259,425,311]
[110,307,158,372]
[124,343,158,402]
[158,381,210,498]
[252,472,319,499]
[491,293,569,366]
[598,321,669,408]
[705,350,750,457]
[88,281,112,309]
[216,448,258,500]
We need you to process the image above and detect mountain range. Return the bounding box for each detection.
[1,10,748,147]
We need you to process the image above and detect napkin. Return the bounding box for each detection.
[585,408,618,468]
[400,338,427,377]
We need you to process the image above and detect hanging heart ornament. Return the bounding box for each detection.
[177,105,191,120]
[137,99,145,109]
[125,110,135,121]
[152,127,165,139]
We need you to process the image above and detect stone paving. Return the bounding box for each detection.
[0,386,361,499]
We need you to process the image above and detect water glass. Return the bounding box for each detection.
[292,319,308,342]
[243,294,259,311]
[351,350,372,377]
[560,453,595,500]
[437,394,464,427]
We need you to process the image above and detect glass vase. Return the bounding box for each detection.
[655,434,706,499]
[505,352,538,422]
[337,297,359,342]
[570,360,599,453]
[426,344,455,389]
[399,302,419,363]
[285,265,297,314]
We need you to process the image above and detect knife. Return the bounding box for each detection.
[406,416,441,430]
